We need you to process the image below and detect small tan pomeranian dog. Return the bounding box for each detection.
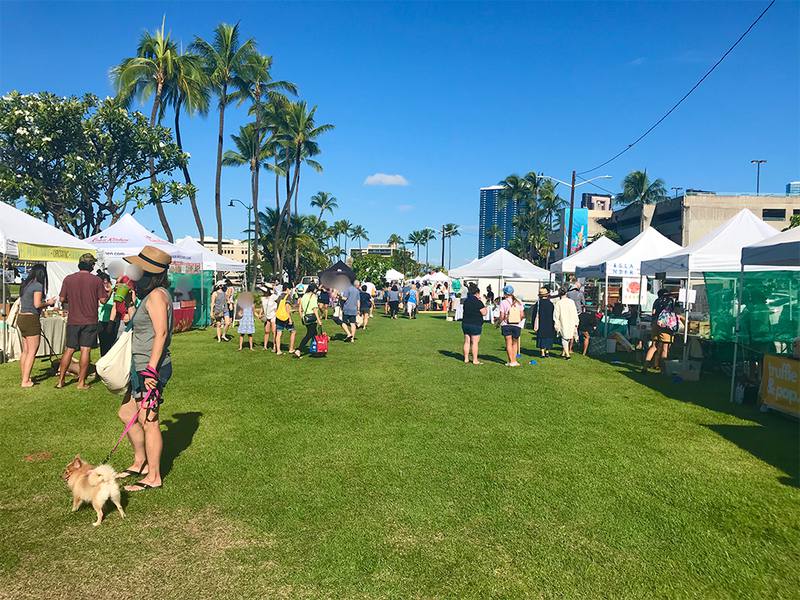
[62,455,125,526]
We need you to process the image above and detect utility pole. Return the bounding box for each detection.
[671,186,683,199]
[566,170,576,256]
[440,225,446,270]
[751,159,766,195]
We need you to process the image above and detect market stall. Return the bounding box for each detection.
[449,248,551,302]
[729,226,800,412]
[642,209,778,361]
[576,227,681,339]
[0,202,95,362]
[550,236,621,275]
[384,268,405,283]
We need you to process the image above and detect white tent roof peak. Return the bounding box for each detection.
[576,227,681,279]
[0,201,94,258]
[450,248,550,280]
[175,236,245,272]
[550,236,621,274]
[641,209,778,276]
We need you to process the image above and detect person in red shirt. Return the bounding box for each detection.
[56,253,108,390]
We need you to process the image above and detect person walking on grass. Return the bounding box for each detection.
[554,287,579,360]
[340,280,361,342]
[17,264,56,388]
[235,291,256,351]
[359,284,374,329]
[116,246,173,493]
[211,283,229,343]
[387,284,400,319]
[260,284,278,350]
[461,283,487,365]
[531,287,556,359]
[297,283,323,356]
[497,285,524,367]
[273,288,297,355]
[406,284,418,319]
[317,285,331,320]
[57,253,107,390]
[643,288,679,373]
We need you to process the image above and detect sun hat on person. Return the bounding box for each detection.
[503,285,514,295]
[124,245,172,274]
[538,287,549,298]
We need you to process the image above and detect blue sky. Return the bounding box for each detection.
[1,1,798,267]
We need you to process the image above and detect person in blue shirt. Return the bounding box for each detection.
[359,285,374,329]
[340,281,361,342]
[405,284,418,319]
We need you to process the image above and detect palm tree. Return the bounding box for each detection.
[537,179,565,231]
[222,123,271,286]
[310,191,338,220]
[333,219,352,259]
[112,16,179,240]
[162,48,210,240]
[420,227,436,267]
[485,224,504,248]
[386,233,404,247]
[191,23,257,253]
[443,223,460,269]
[619,170,668,205]
[350,225,369,250]
[407,230,424,263]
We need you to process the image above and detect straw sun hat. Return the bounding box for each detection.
[124,245,172,274]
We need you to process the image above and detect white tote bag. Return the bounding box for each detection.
[96,328,132,395]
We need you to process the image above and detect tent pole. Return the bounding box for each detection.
[1,251,6,364]
[682,269,692,364]
[603,273,609,339]
[729,265,744,403]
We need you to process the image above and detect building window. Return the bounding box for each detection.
[762,208,786,221]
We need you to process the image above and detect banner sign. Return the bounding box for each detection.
[563,208,588,254]
[760,355,799,418]
[17,243,95,263]
[621,277,645,305]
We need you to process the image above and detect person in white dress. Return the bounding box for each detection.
[553,288,579,359]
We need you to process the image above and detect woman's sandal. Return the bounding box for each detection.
[116,468,147,479]
[125,482,160,492]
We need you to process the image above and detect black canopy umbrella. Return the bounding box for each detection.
[319,260,356,291]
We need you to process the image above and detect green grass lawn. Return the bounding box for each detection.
[1,314,798,599]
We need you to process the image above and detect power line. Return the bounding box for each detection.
[576,174,617,196]
[578,0,776,176]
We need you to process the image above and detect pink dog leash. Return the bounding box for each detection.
[101,367,161,464]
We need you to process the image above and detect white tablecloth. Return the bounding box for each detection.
[0,315,66,362]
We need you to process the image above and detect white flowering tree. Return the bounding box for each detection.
[0,91,191,237]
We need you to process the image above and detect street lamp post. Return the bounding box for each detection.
[536,173,612,257]
[750,159,767,195]
[671,187,684,199]
[228,198,253,289]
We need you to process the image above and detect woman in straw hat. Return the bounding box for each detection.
[115,245,173,492]
[531,286,556,359]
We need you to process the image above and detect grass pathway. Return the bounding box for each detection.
[0,314,797,598]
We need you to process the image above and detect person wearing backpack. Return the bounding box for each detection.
[497,285,524,367]
[643,288,678,372]
[297,283,323,357]
[273,289,297,356]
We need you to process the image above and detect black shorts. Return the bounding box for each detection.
[343,314,357,324]
[462,323,482,336]
[66,323,98,350]
[501,325,521,339]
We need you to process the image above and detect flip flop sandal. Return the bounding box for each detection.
[125,482,160,492]
[116,468,147,479]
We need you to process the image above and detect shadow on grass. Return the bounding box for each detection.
[604,353,800,488]
[437,349,505,365]
[160,411,202,479]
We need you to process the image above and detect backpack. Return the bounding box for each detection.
[507,303,522,325]
[657,306,679,333]
[275,294,290,321]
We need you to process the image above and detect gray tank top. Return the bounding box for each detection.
[213,289,226,311]
[131,287,173,371]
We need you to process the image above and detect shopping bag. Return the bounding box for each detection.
[313,333,329,355]
[95,329,132,395]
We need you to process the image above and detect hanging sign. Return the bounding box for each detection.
[760,355,800,418]
[17,243,95,263]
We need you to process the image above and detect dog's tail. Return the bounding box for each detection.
[88,464,118,486]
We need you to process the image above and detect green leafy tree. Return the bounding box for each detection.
[350,224,369,249]
[407,230,424,263]
[421,227,436,266]
[619,170,667,205]
[443,223,460,269]
[0,92,189,237]
[386,233,404,247]
[485,224,503,246]
[352,253,393,286]
[191,22,257,253]
[310,191,338,220]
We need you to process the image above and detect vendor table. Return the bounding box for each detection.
[600,316,630,337]
[173,307,195,333]
[37,315,66,356]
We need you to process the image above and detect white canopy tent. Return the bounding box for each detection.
[641,210,778,277]
[550,236,621,275]
[576,227,681,279]
[384,268,405,282]
[741,226,800,269]
[86,214,201,271]
[175,236,245,272]
[1,202,95,363]
[449,248,551,302]
[730,226,800,402]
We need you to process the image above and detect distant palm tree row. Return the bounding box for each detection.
[384,223,461,270]
[112,18,333,281]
